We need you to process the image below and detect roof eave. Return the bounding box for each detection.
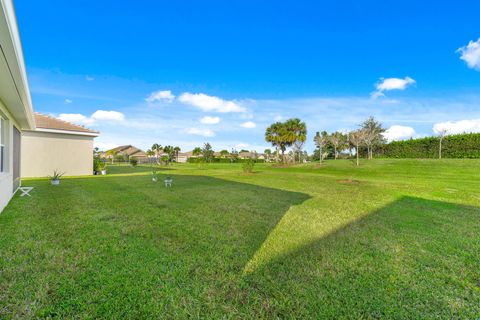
[29,127,100,137]
[0,0,35,130]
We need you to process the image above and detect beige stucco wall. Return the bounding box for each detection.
[21,131,94,178]
[0,102,16,212]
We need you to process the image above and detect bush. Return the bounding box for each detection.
[378,133,480,158]
[242,158,255,173]
[130,158,138,166]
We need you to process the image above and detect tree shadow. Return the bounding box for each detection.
[243,196,480,318]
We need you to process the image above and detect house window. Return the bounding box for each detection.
[0,117,4,172]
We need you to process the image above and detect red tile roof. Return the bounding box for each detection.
[34,113,99,134]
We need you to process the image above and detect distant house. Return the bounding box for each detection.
[104,145,148,162]
[238,151,265,160]
[21,113,99,177]
[176,151,192,163]
[1,2,100,212]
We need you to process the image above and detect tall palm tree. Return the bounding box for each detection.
[284,118,307,163]
[174,146,181,162]
[151,143,162,158]
[265,122,287,162]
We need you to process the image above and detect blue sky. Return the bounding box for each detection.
[15,0,480,152]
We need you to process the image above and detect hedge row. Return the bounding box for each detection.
[187,157,265,163]
[378,133,480,158]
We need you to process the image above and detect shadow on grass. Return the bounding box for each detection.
[1,173,311,318]
[243,196,480,318]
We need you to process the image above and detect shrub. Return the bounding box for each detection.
[242,158,255,173]
[130,158,138,166]
[378,133,480,158]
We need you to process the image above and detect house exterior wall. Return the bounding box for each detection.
[177,155,188,163]
[0,103,18,212]
[21,131,94,178]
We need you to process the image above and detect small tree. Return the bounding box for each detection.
[202,143,214,163]
[329,132,346,160]
[242,158,255,173]
[129,157,138,167]
[314,131,328,163]
[106,149,118,164]
[349,130,366,166]
[192,147,202,156]
[361,116,385,159]
[292,140,305,163]
[264,148,272,162]
[163,145,175,163]
[219,149,229,158]
[437,128,448,159]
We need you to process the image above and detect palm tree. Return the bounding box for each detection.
[285,118,307,164]
[192,147,202,156]
[146,149,155,157]
[174,146,181,162]
[264,149,272,162]
[151,143,162,159]
[163,145,174,163]
[106,149,118,164]
[265,122,286,162]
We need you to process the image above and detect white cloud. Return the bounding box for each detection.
[64,99,72,104]
[58,113,89,124]
[383,125,416,141]
[371,77,416,99]
[186,127,215,137]
[236,143,249,149]
[91,110,125,122]
[200,116,220,124]
[240,121,256,128]
[178,92,246,113]
[433,119,480,135]
[457,38,480,70]
[85,76,95,81]
[58,110,125,126]
[145,90,175,103]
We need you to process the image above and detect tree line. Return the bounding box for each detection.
[147,144,182,164]
[264,116,386,166]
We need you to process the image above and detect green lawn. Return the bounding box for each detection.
[1,159,479,318]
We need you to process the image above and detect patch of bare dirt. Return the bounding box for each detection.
[337,179,361,185]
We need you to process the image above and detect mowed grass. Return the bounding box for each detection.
[1,159,479,318]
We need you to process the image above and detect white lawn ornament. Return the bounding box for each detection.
[164,177,172,187]
[19,187,34,197]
